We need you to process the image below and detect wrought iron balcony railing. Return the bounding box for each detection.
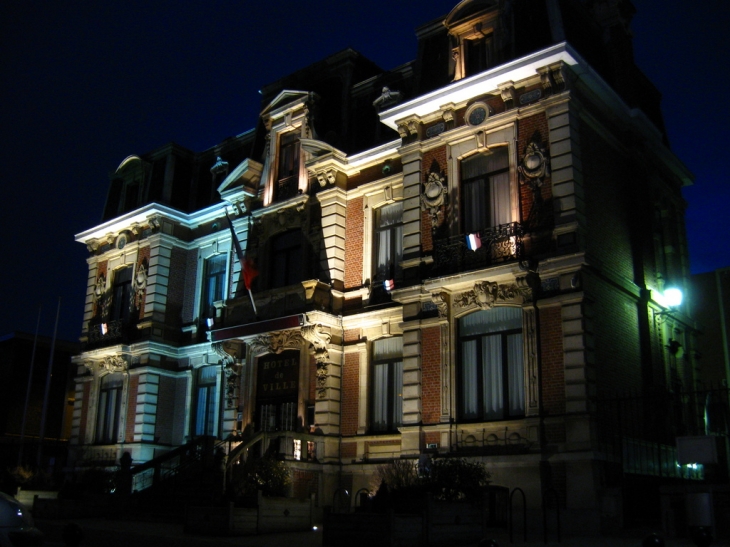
[432,222,523,276]
[276,175,299,202]
[86,318,127,347]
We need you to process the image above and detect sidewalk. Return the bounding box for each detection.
[35,518,706,547]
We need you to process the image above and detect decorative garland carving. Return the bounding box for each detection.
[453,280,532,310]
[518,140,550,183]
[83,355,128,374]
[249,329,303,357]
[134,259,147,309]
[421,171,448,230]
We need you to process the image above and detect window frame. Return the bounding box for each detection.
[371,337,404,433]
[372,201,404,285]
[109,266,134,322]
[460,147,511,234]
[201,253,228,320]
[193,365,219,437]
[95,373,123,444]
[457,307,525,422]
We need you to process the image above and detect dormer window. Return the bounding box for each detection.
[276,132,301,201]
[445,0,501,81]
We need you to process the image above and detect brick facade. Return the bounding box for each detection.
[344,197,363,290]
[420,326,442,424]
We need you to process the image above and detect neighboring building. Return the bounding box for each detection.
[0,332,78,471]
[71,0,698,532]
[691,268,730,387]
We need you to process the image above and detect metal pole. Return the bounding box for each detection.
[37,297,61,468]
[18,305,42,467]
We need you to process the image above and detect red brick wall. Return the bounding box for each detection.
[344,329,360,343]
[421,327,442,424]
[424,431,440,447]
[344,197,364,290]
[518,114,552,246]
[78,382,91,444]
[540,306,565,417]
[340,442,357,459]
[341,352,360,435]
[125,375,139,443]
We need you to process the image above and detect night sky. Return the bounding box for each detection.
[1,0,728,342]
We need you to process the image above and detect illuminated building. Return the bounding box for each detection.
[71,0,697,531]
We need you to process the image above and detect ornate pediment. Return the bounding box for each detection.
[453,278,532,311]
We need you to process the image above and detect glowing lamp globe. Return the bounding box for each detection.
[664,287,683,308]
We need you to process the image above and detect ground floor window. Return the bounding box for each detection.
[459,307,524,421]
[372,337,403,432]
[195,366,218,436]
[96,373,123,444]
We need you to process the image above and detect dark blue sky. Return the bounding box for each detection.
[1,0,727,342]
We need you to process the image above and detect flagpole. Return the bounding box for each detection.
[37,297,61,469]
[18,305,42,467]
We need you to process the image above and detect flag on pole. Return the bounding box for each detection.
[225,211,258,316]
[243,257,259,290]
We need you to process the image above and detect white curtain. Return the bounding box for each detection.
[372,337,403,430]
[375,203,403,279]
[461,148,510,232]
[482,334,503,420]
[461,339,479,418]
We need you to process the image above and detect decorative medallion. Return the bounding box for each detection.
[421,171,448,229]
[518,140,550,181]
[465,102,490,126]
[116,234,127,250]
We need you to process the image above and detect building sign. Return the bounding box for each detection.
[257,350,300,400]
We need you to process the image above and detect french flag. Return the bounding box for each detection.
[466,233,481,251]
[383,279,395,291]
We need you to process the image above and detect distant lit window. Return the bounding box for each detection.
[201,254,227,320]
[194,366,218,436]
[96,373,123,444]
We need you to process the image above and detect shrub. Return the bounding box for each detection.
[230,456,291,499]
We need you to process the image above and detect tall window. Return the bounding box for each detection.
[201,254,227,319]
[374,202,403,283]
[464,33,494,76]
[110,266,134,322]
[459,307,524,421]
[276,132,300,201]
[194,366,218,436]
[271,230,304,288]
[462,148,511,234]
[96,373,123,444]
[372,337,403,432]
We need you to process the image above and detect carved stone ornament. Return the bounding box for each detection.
[249,329,304,357]
[212,342,236,366]
[421,172,448,230]
[300,323,332,364]
[134,260,147,303]
[83,355,127,374]
[431,291,449,319]
[210,156,229,177]
[453,280,532,310]
[373,86,403,109]
[518,141,550,183]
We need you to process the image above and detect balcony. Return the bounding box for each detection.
[276,175,299,202]
[86,318,129,349]
[431,222,523,277]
